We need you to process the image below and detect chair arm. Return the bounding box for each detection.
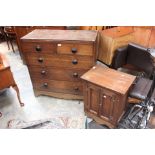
[111,46,128,69]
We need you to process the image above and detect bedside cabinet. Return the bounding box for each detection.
[81,64,136,128]
[21,30,98,99]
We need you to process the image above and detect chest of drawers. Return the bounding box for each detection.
[21,30,98,99]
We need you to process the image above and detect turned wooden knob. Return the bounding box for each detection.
[73,72,78,78]
[43,83,48,87]
[35,45,42,52]
[74,87,79,91]
[72,59,78,65]
[71,48,77,53]
[41,70,46,75]
[38,58,44,63]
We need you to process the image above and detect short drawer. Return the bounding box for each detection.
[28,66,87,82]
[32,79,83,95]
[25,53,94,69]
[21,42,56,54]
[57,43,93,56]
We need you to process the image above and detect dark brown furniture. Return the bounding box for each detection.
[0,53,24,117]
[21,30,98,99]
[81,64,136,128]
[14,26,66,62]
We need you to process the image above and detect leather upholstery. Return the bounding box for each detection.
[112,42,154,100]
[112,46,128,69]
[130,78,153,100]
[127,43,154,77]
[151,88,155,103]
[112,43,154,77]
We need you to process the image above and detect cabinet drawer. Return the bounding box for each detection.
[22,42,56,54]
[25,53,94,69]
[28,67,87,81]
[57,43,93,56]
[32,79,83,95]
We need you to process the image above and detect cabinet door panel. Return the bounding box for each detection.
[99,89,118,122]
[87,84,100,115]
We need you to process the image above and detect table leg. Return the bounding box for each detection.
[12,84,24,107]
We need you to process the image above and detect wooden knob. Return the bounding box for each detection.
[72,59,78,65]
[36,45,42,52]
[43,83,48,87]
[103,95,107,98]
[38,58,44,63]
[41,70,46,75]
[74,87,79,91]
[71,48,77,53]
[73,72,78,78]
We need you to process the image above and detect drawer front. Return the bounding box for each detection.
[57,43,93,56]
[25,53,94,69]
[28,67,87,81]
[22,42,57,54]
[32,79,83,95]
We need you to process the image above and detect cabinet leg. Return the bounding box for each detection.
[12,85,24,107]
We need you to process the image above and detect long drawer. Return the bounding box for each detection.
[25,53,94,69]
[28,66,87,82]
[32,79,83,95]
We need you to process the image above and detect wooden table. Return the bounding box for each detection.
[81,64,136,128]
[0,53,24,117]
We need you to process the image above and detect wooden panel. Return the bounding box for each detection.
[87,84,100,115]
[22,42,57,54]
[148,29,155,48]
[133,27,151,47]
[32,79,83,95]
[101,26,134,38]
[25,53,94,69]
[28,66,87,82]
[81,64,136,95]
[57,43,93,56]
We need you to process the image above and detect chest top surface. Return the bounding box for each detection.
[21,30,98,42]
[81,64,136,95]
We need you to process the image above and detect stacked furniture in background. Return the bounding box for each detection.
[21,30,98,99]
[98,26,155,66]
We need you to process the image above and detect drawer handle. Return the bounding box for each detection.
[74,87,79,91]
[36,45,42,52]
[38,58,44,63]
[72,59,78,65]
[41,70,46,75]
[71,48,77,53]
[43,83,48,88]
[73,72,78,78]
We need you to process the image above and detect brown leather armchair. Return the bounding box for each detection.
[112,43,154,103]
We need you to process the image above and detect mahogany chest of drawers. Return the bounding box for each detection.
[81,64,136,128]
[21,30,98,99]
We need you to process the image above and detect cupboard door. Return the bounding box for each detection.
[87,84,100,116]
[99,90,116,122]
